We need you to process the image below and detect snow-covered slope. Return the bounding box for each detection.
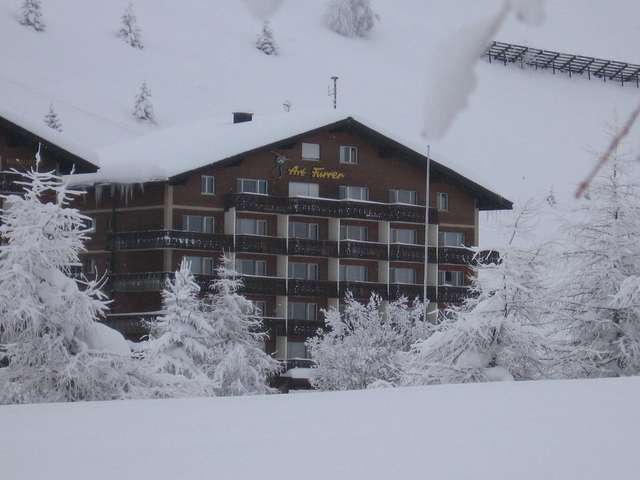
[1,0,639,244]
[1,377,639,480]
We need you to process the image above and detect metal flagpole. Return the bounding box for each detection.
[423,146,431,317]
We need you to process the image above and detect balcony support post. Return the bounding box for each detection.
[423,149,431,314]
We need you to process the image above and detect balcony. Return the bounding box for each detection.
[389,244,438,263]
[288,279,338,297]
[225,193,438,224]
[265,318,326,337]
[112,230,232,251]
[288,238,338,257]
[339,281,388,300]
[437,247,500,266]
[437,286,472,304]
[0,172,24,194]
[339,240,388,260]
[235,235,286,255]
[388,284,437,301]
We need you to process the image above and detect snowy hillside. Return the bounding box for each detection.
[2,377,639,480]
[1,0,639,244]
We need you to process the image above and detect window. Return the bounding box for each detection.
[436,192,449,211]
[391,228,417,244]
[237,178,268,194]
[201,176,215,195]
[83,256,98,274]
[237,259,267,276]
[339,145,358,164]
[340,224,368,241]
[184,256,216,275]
[289,182,319,197]
[339,185,369,201]
[340,264,368,282]
[301,142,320,161]
[237,218,268,236]
[438,270,465,287]
[439,231,465,247]
[390,267,416,284]
[183,215,215,234]
[389,189,417,205]
[254,300,267,317]
[287,341,310,359]
[288,302,318,321]
[288,262,319,280]
[289,221,319,240]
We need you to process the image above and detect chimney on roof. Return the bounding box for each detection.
[233,112,253,124]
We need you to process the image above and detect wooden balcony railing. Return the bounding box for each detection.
[266,318,326,337]
[388,284,437,301]
[235,235,286,254]
[339,240,388,260]
[226,193,438,224]
[288,238,338,257]
[111,230,232,251]
[288,279,338,297]
[389,244,438,263]
[437,286,472,304]
[0,172,24,194]
[339,281,388,300]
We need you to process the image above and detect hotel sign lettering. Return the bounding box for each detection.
[288,166,345,180]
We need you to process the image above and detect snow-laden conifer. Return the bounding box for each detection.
[132,82,154,123]
[19,0,45,32]
[118,2,144,49]
[0,161,159,403]
[147,259,217,395]
[401,204,551,386]
[207,256,281,395]
[553,150,640,378]
[256,20,277,55]
[307,293,430,390]
[324,0,378,38]
[43,104,62,132]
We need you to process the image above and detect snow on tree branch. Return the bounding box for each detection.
[19,0,45,32]
[324,0,379,38]
[118,2,144,49]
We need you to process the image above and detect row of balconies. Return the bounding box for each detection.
[108,271,469,303]
[224,193,439,224]
[109,230,482,264]
[0,172,24,194]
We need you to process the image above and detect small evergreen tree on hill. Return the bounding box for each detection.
[325,0,378,38]
[43,104,62,132]
[118,2,144,49]
[256,21,277,55]
[19,0,45,32]
[132,82,154,123]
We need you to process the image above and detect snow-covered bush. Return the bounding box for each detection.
[256,21,277,55]
[307,293,430,391]
[43,104,62,132]
[206,256,281,395]
[324,0,378,38]
[19,0,45,32]
[118,2,144,49]
[0,165,163,404]
[132,82,154,123]
[401,205,551,386]
[552,151,640,378]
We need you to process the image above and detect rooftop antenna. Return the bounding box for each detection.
[329,76,339,109]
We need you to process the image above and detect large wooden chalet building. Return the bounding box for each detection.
[0,111,512,369]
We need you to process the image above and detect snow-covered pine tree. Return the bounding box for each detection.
[132,82,154,123]
[147,259,217,396]
[117,2,144,49]
[255,21,277,55]
[206,256,281,395]
[307,293,430,391]
[553,149,640,378]
[400,203,551,386]
[0,161,160,403]
[324,0,378,38]
[43,104,62,132]
[19,0,45,32]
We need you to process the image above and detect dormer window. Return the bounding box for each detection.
[339,145,358,164]
[301,143,320,161]
[201,175,215,195]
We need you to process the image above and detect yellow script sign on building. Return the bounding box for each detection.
[287,165,345,180]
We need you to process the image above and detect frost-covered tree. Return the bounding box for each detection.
[553,151,640,378]
[147,259,217,395]
[132,82,154,123]
[117,2,144,49]
[19,0,45,32]
[43,104,62,132]
[307,293,430,391]
[255,20,277,55]
[0,163,162,403]
[401,204,551,386]
[206,256,281,395]
[324,0,378,38]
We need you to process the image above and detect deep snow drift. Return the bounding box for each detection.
[1,377,639,480]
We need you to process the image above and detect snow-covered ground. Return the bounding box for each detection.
[2,1,639,245]
[1,376,638,479]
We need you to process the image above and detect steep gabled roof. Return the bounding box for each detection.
[67,111,512,210]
